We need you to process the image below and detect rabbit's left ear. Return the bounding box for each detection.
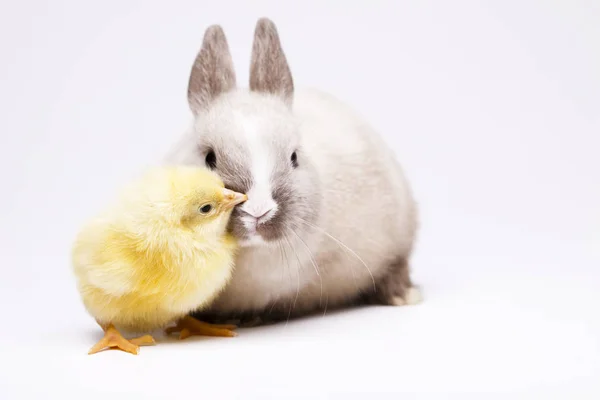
[249,18,294,106]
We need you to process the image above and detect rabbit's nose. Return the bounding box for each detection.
[241,183,279,230]
[240,207,276,225]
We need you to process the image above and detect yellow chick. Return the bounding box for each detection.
[71,166,247,355]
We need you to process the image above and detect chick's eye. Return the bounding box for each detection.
[205,150,217,169]
[199,204,213,214]
[291,151,298,168]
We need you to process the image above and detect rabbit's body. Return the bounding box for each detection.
[165,19,421,324]
[198,88,417,318]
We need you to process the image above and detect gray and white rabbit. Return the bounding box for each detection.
[165,18,421,325]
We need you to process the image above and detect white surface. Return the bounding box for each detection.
[1,0,599,398]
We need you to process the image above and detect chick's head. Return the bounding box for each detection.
[137,166,247,238]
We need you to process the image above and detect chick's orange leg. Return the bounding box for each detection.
[88,323,156,355]
[165,315,237,339]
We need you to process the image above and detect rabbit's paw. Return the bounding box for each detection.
[391,286,423,306]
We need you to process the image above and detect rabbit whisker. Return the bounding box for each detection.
[269,240,287,315]
[282,231,300,326]
[289,228,325,309]
[279,233,294,325]
[296,217,376,292]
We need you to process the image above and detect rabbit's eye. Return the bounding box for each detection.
[205,151,217,169]
[291,151,298,168]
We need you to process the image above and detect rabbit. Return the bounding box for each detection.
[164,18,422,326]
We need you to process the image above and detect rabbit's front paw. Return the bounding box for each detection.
[391,286,423,306]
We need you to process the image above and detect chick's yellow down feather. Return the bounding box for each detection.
[71,166,247,355]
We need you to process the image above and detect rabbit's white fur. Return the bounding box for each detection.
[164,19,420,322]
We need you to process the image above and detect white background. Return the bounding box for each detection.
[1,0,599,398]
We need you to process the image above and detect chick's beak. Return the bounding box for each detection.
[222,188,247,210]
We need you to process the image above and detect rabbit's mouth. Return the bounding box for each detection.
[228,205,287,247]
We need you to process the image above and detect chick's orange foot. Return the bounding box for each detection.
[165,315,238,339]
[88,324,156,355]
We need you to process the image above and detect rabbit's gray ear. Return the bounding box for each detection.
[188,25,236,115]
[249,18,294,106]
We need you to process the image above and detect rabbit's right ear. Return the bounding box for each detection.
[187,25,237,116]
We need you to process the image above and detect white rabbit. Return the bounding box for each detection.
[164,18,421,325]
